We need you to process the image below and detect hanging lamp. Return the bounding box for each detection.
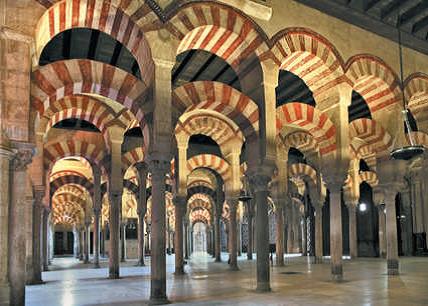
[390,16,424,160]
[238,174,253,202]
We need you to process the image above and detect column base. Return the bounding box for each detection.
[149,297,170,305]
[120,259,126,263]
[93,263,100,269]
[331,264,343,282]
[387,259,399,275]
[173,269,185,276]
[229,264,239,271]
[0,283,10,306]
[255,282,271,293]
[214,258,221,262]
[26,278,44,286]
[136,261,146,267]
[314,256,323,264]
[109,268,120,279]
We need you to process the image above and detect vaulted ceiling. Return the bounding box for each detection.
[296,0,428,55]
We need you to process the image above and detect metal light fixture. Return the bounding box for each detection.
[390,16,424,160]
[238,174,253,202]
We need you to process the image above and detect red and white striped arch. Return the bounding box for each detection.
[35,0,154,86]
[276,103,336,157]
[31,59,151,133]
[173,81,259,141]
[349,118,392,157]
[52,201,84,225]
[272,28,347,104]
[175,113,243,149]
[346,55,401,115]
[359,171,379,188]
[53,184,87,199]
[122,147,144,172]
[190,208,211,225]
[167,2,269,70]
[41,96,116,135]
[188,196,212,212]
[288,163,317,187]
[281,131,319,155]
[50,174,94,197]
[404,74,428,129]
[187,154,230,183]
[44,139,105,170]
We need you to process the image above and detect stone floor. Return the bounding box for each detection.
[26,253,428,306]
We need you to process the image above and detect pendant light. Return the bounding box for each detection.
[238,174,253,202]
[390,16,424,160]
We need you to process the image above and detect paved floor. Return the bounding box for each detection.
[26,253,428,306]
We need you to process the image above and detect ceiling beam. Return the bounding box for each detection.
[294,0,428,56]
[412,15,428,35]
[380,0,413,21]
[399,1,428,28]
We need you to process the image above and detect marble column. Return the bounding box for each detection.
[275,201,285,266]
[136,163,147,266]
[314,205,323,263]
[347,203,358,259]
[84,221,90,264]
[214,205,222,262]
[93,210,100,268]
[73,226,79,258]
[79,228,84,261]
[377,205,387,258]
[121,222,126,262]
[42,208,50,270]
[329,186,343,281]
[9,147,33,306]
[237,221,242,257]
[92,165,101,268]
[385,193,399,275]
[108,191,122,278]
[174,196,186,275]
[227,199,239,270]
[149,159,170,303]
[246,201,254,260]
[250,174,271,292]
[285,202,294,253]
[292,204,301,253]
[0,144,13,305]
[184,221,189,260]
[28,187,44,284]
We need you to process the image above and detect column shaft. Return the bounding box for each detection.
[214,213,221,262]
[137,212,145,265]
[247,214,254,260]
[330,190,343,281]
[314,208,323,263]
[385,195,399,275]
[228,202,238,270]
[42,209,49,270]
[93,212,100,268]
[29,193,43,283]
[9,151,32,306]
[149,160,169,303]
[275,206,284,266]
[378,206,386,258]
[255,185,270,292]
[184,222,189,260]
[348,205,358,258]
[109,192,121,278]
[174,198,185,275]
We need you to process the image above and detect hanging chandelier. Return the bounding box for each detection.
[390,15,424,161]
[238,174,253,202]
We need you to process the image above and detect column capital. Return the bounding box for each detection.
[248,173,271,193]
[11,147,34,172]
[148,158,171,175]
[173,195,187,207]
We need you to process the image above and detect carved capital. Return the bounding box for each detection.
[148,159,170,178]
[33,186,45,206]
[248,174,271,193]
[11,148,33,171]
